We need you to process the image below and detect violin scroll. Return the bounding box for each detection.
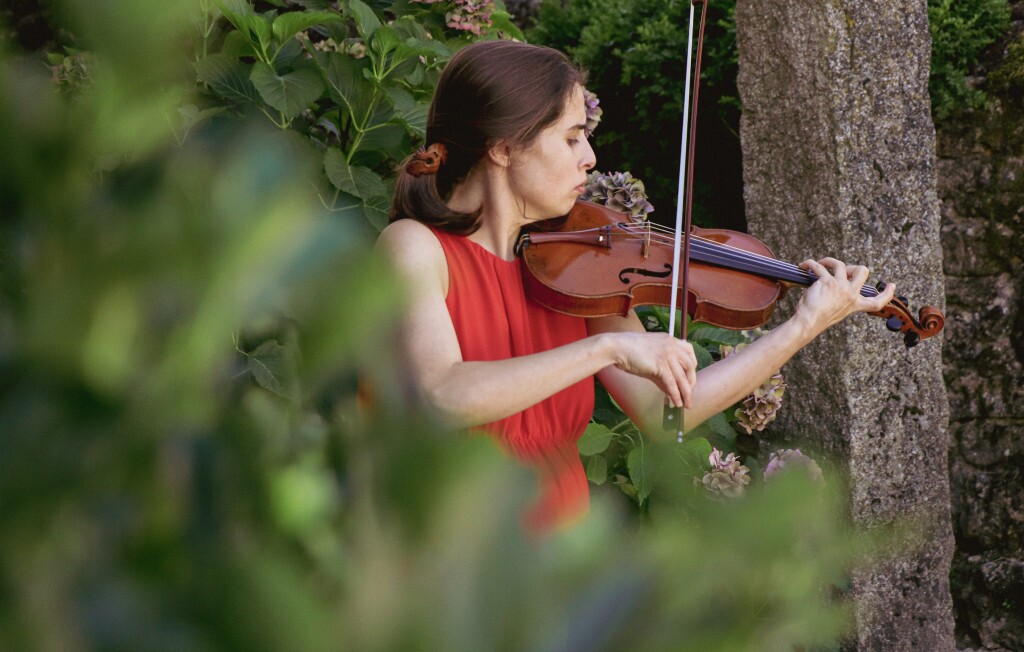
[870,295,945,348]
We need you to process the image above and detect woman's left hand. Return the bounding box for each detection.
[793,257,896,338]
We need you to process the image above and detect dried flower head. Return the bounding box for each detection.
[581,171,654,221]
[720,341,787,434]
[764,449,824,484]
[583,88,603,136]
[698,448,751,499]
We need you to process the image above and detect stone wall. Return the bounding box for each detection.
[938,3,1024,647]
[735,1,955,648]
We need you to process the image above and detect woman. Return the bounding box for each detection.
[379,40,895,531]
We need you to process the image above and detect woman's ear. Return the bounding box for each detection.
[486,142,512,168]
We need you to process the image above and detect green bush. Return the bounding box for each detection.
[191,0,522,231]
[928,0,1012,120]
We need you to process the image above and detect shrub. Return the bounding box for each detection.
[928,0,1012,120]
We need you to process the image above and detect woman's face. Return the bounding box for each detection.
[506,85,596,221]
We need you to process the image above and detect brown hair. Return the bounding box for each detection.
[389,40,587,234]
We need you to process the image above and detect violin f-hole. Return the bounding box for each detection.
[619,263,673,284]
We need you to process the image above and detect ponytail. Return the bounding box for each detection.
[390,146,482,235]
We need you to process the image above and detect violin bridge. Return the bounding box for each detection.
[642,223,651,259]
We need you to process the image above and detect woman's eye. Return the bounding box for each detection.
[568,138,579,146]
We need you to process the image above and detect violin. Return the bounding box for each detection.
[517,200,945,348]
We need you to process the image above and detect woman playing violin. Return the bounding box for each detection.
[379,40,896,532]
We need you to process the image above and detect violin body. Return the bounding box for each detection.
[521,201,782,328]
[518,201,944,347]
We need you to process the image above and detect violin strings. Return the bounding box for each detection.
[614,224,882,297]
[600,224,882,298]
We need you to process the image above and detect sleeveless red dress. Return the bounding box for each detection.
[430,227,594,532]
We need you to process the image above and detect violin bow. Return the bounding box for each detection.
[664,0,709,442]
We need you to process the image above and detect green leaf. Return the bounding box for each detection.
[704,412,737,441]
[489,10,525,40]
[628,444,654,505]
[271,37,305,68]
[358,122,405,156]
[391,15,428,41]
[247,340,290,397]
[691,339,713,369]
[687,412,737,446]
[317,51,375,122]
[585,455,608,485]
[384,86,415,112]
[196,54,260,104]
[361,194,390,231]
[577,423,616,455]
[221,29,257,58]
[370,25,400,59]
[219,0,254,23]
[250,62,325,120]
[346,0,381,39]
[395,37,451,62]
[323,148,386,200]
[398,102,428,138]
[689,324,750,347]
[677,436,713,472]
[176,104,226,141]
[271,10,341,43]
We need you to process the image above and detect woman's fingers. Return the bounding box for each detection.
[615,332,698,408]
[866,280,897,311]
[667,356,692,409]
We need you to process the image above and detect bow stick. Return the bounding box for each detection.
[663,0,709,442]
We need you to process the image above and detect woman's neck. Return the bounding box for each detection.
[447,165,526,261]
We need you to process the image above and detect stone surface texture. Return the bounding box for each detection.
[735,1,955,649]
[936,2,1024,646]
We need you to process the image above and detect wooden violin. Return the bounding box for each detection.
[517,200,945,348]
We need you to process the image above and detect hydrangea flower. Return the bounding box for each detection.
[698,448,751,499]
[720,341,787,434]
[580,171,654,221]
[410,0,494,35]
[763,449,824,484]
[583,88,603,136]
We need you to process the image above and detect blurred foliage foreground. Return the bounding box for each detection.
[0,1,914,650]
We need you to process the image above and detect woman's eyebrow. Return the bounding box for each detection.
[567,123,586,132]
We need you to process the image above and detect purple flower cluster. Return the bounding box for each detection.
[583,88,603,136]
[763,449,824,484]
[581,171,655,221]
[699,448,751,499]
[411,0,495,36]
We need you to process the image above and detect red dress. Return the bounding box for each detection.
[430,227,594,532]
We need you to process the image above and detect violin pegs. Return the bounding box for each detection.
[885,316,904,333]
[897,295,909,307]
[875,280,888,292]
[903,331,920,348]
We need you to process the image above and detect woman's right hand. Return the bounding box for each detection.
[607,332,697,409]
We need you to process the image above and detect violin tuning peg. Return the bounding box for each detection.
[904,331,920,348]
[875,280,888,292]
[886,316,904,333]
[897,295,909,307]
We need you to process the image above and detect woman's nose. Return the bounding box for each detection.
[582,139,596,170]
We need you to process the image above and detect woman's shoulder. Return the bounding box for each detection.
[377,218,448,291]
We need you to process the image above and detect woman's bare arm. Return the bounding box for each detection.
[377,219,698,428]
[591,257,897,436]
